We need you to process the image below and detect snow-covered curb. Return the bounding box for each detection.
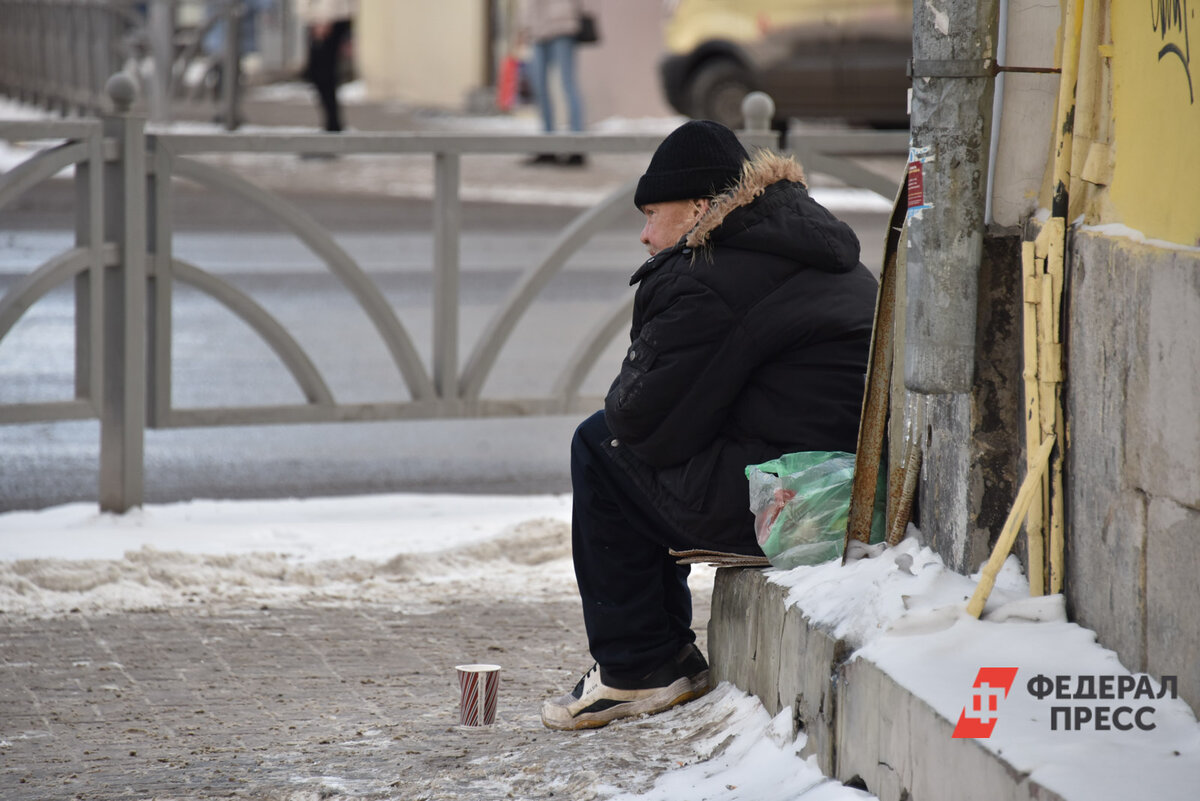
[712,535,1200,800]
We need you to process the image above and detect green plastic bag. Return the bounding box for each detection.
[745,451,885,569]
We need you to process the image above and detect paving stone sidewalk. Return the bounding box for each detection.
[0,590,715,801]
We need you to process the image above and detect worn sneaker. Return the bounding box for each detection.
[540,644,712,731]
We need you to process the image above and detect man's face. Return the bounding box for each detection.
[639,199,710,256]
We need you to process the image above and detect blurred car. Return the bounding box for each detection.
[659,0,912,130]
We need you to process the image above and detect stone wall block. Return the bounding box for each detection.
[713,569,1072,801]
[1145,497,1200,708]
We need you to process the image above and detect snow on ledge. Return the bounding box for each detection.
[762,533,1200,800]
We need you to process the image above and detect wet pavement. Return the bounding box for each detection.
[1,584,717,800]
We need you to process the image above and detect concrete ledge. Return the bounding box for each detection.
[708,567,1068,801]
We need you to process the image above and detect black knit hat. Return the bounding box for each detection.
[634,120,749,208]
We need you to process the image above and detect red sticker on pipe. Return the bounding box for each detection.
[907,160,925,209]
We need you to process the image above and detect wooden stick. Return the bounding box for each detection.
[1021,240,1045,595]
[845,185,906,550]
[1044,218,1067,593]
[887,421,923,546]
[1039,273,1059,591]
[966,435,1056,618]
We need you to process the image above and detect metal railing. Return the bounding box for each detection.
[0,79,906,512]
[0,0,296,127]
[0,0,144,115]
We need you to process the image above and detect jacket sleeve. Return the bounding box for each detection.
[605,270,752,467]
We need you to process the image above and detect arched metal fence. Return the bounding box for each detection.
[0,79,905,511]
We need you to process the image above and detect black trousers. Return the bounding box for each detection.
[305,20,351,132]
[570,411,696,682]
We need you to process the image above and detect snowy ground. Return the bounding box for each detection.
[4,494,1200,800]
[0,495,580,616]
[0,494,875,801]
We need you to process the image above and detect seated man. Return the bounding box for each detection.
[541,120,879,731]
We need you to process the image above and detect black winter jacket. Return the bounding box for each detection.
[602,151,877,554]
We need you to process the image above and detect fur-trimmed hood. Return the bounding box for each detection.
[677,150,861,275]
[685,150,806,248]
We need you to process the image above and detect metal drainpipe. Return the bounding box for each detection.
[904,0,1001,393]
[984,0,1009,225]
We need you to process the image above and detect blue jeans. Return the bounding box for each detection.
[531,35,585,133]
[570,411,695,681]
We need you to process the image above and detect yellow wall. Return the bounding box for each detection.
[356,0,487,107]
[1108,2,1200,246]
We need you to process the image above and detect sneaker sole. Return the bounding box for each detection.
[541,673,713,731]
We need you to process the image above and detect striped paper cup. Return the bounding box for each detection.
[455,664,501,726]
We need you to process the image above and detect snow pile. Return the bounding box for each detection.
[771,535,1034,645]
[0,494,577,616]
[606,684,873,801]
[765,534,1200,800]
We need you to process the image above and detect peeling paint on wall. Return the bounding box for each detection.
[925,0,951,36]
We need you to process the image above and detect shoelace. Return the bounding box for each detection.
[573,663,600,697]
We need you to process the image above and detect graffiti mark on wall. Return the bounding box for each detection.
[1152,0,1194,102]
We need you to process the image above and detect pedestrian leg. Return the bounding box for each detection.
[531,39,555,133]
[551,35,585,132]
[308,20,349,132]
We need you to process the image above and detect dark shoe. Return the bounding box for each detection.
[561,153,587,167]
[540,644,711,731]
[523,153,559,166]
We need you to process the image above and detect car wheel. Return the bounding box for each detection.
[688,59,755,130]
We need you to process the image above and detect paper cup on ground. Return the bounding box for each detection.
[456,664,501,726]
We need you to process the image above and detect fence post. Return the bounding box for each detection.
[741,91,775,135]
[99,73,147,513]
[432,151,461,399]
[147,0,175,123]
[739,91,781,152]
[220,1,244,130]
